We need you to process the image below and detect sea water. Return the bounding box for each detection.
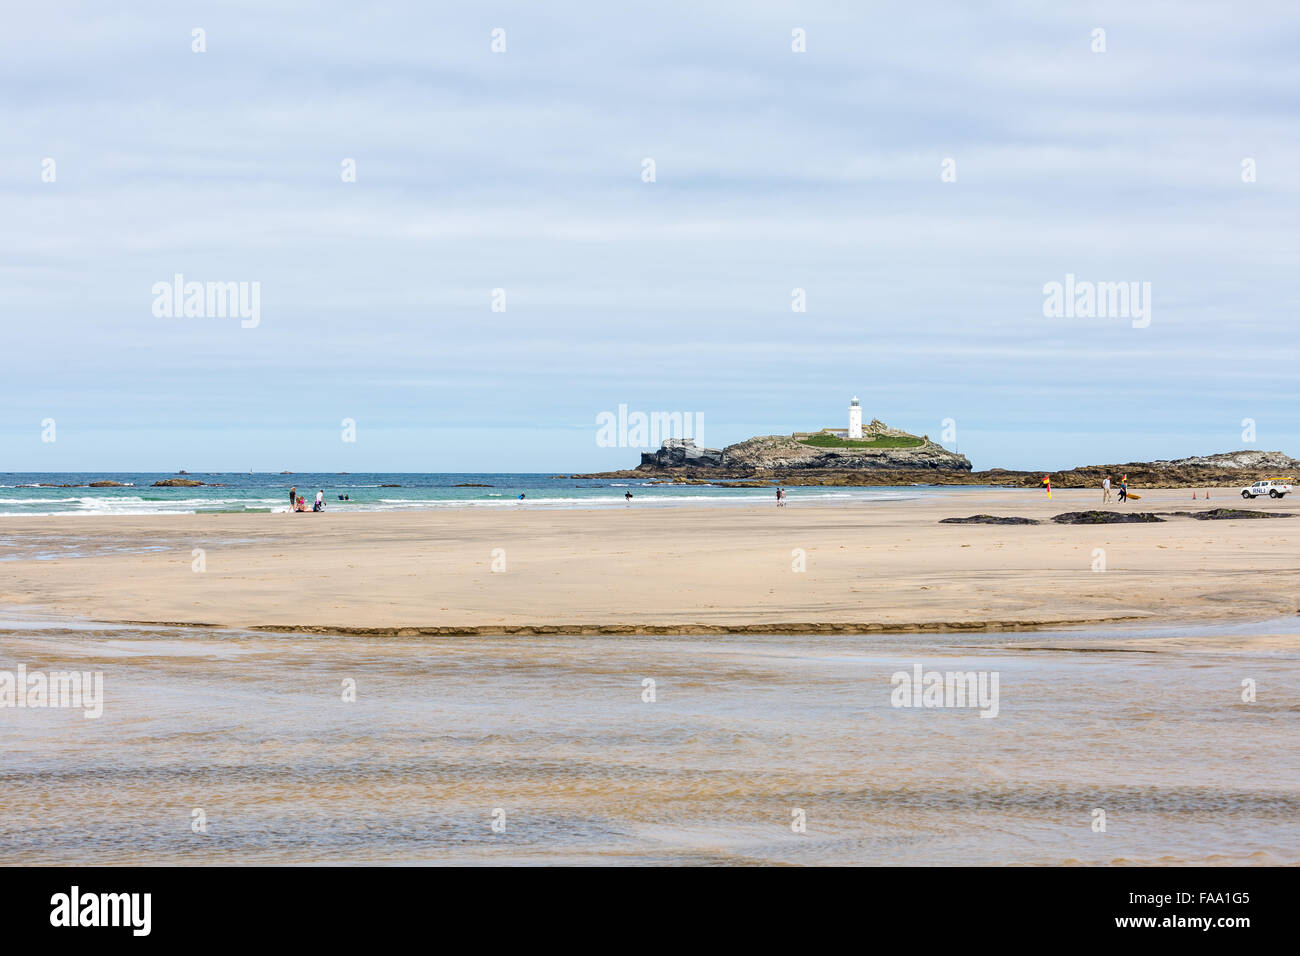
[0,473,953,517]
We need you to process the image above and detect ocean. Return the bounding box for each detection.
[0,473,952,516]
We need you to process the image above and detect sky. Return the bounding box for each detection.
[2,1,1298,473]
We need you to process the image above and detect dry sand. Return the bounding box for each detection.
[1,487,1297,634]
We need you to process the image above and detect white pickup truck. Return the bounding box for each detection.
[1240,479,1292,499]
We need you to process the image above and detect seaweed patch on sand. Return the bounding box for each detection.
[940,515,1038,525]
[1052,511,1164,524]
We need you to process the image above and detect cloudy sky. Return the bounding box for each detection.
[3,1,1298,472]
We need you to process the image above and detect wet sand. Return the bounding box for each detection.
[1,488,1297,634]
[1,617,1296,865]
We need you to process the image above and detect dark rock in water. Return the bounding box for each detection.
[1192,508,1292,520]
[454,483,493,487]
[1053,511,1163,524]
[88,480,123,487]
[152,478,204,487]
[178,470,189,475]
[381,483,401,487]
[940,514,1038,525]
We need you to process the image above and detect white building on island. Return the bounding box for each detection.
[795,396,866,440]
[848,396,863,439]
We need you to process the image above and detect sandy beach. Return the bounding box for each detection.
[2,487,1297,634]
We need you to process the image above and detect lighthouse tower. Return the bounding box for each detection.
[848,396,863,439]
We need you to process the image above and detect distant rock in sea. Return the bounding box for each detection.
[88,480,123,487]
[152,478,204,487]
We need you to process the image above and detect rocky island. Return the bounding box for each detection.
[647,423,969,474]
[572,400,1300,489]
[575,416,973,485]
[579,443,1300,489]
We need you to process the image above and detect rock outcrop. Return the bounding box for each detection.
[1191,508,1293,520]
[1052,511,1165,524]
[1153,451,1300,471]
[636,431,971,474]
[716,434,971,472]
[640,438,725,469]
[1002,450,1300,489]
[152,478,203,487]
[940,515,1038,525]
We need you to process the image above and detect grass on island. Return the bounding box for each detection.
[798,433,925,449]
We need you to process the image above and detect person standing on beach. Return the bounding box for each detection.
[289,485,296,512]
[314,489,324,512]
[1118,474,1128,503]
[1102,474,1112,504]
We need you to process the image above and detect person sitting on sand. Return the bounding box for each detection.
[294,495,307,512]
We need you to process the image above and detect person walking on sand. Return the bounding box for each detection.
[1102,474,1112,504]
[313,489,324,512]
[289,485,297,512]
[1118,474,1129,503]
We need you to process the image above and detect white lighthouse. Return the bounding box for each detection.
[848,396,863,439]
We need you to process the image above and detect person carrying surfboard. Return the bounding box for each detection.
[1118,474,1128,502]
